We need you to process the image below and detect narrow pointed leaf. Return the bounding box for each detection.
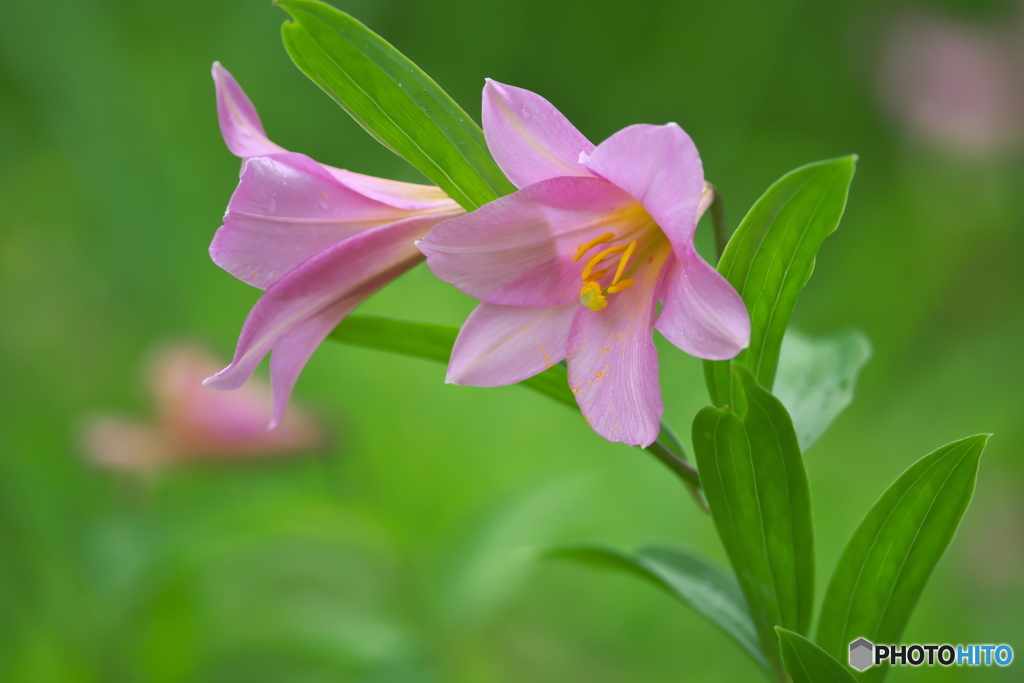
[692,364,814,676]
[277,0,515,210]
[550,543,768,672]
[774,328,872,450]
[704,156,856,407]
[776,627,858,683]
[328,316,688,464]
[815,435,988,682]
[330,315,573,407]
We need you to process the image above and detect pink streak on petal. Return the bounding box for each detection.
[567,247,669,448]
[419,176,638,307]
[213,62,288,159]
[211,153,416,290]
[326,167,458,211]
[582,123,704,255]
[656,244,750,360]
[482,79,595,189]
[447,302,576,386]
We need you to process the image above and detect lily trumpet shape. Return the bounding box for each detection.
[204,64,462,427]
[418,80,750,447]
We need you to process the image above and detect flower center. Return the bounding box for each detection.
[572,232,643,310]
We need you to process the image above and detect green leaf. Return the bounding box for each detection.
[550,543,768,673]
[705,156,856,407]
[330,314,456,364]
[330,315,575,408]
[773,328,872,451]
[692,364,814,676]
[277,0,515,210]
[776,627,858,683]
[815,435,988,682]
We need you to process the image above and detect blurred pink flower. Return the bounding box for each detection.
[418,80,749,447]
[204,64,462,426]
[83,345,327,471]
[879,11,1024,156]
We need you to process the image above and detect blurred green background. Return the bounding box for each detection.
[1,0,1022,680]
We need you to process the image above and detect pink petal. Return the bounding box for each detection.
[326,167,458,212]
[204,212,458,425]
[581,123,704,254]
[447,302,576,386]
[482,79,595,189]
[213,62,288,159]
[419,176,639,307]
[212,153,421,290]
[266,298,352,429]
[567,247,670,448]
[655,244,750,360]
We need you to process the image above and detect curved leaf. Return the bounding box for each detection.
[550,542,768,672]
[774,328,871,451]
[815,435,988,682]
[776,627,858,683]
[277,0,515,210]
[329,315,574,407]
[692,364,814,676]
[704,156,856,407]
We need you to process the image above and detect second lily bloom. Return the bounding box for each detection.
[204,64,462,427]
[419,80,750,447]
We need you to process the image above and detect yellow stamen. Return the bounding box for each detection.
[573,232,616,262]
[587,268,609,282]
[611,240,637,285]
[580,281,608,310]
[581,245,628,280]
[606,278,635,294]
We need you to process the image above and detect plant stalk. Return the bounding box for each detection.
[708,182,729,261]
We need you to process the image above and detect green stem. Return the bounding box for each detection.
[644,438,706,510]
[708,182,729,261]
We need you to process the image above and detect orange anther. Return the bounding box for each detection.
[611,240,637,285]
[606,278,635,294]
[581,244,627,279]
[573,232,616,262]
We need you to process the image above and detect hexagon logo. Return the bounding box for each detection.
[849,638,874,672]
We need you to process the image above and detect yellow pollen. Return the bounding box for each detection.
[607,278,635,294]
[573,232,616,262]
[580,281,608,310]
[611,240,637,285]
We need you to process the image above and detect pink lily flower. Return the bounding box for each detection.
[204,64,463,427]
[82,345,327,472]
[418,81,750,447]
